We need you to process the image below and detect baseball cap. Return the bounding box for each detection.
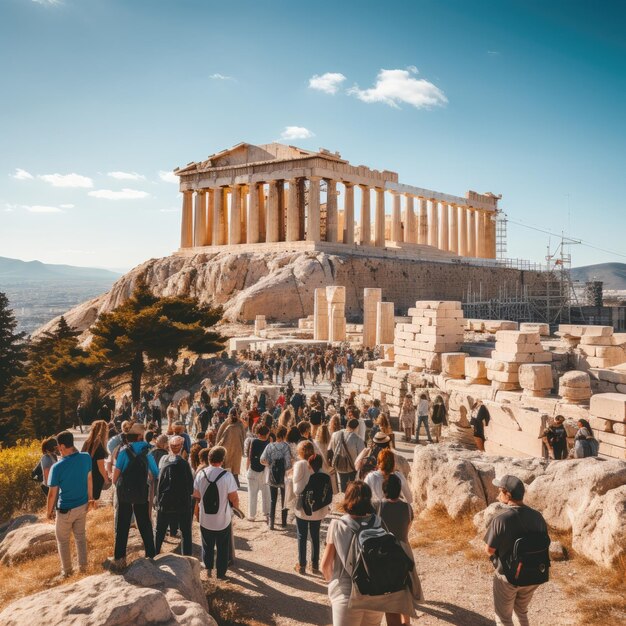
[492,474,525,500]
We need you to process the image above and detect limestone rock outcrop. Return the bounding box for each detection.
[0,554,216,626]
[411,444,626,567]
[0,522,56,565]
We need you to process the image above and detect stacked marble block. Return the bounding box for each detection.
[298,315,314,330]
[313,286,346,343]
[486,330,552,391]
[465,319,518,333]
[558,370,592,404]
[394,301,465,372]
[558,324,626,369]
[254,315,267,335]
[589,393,626,460]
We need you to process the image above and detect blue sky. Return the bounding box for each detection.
[1,0,625,271]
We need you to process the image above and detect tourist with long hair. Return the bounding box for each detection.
[399,394,416,443]
[216,409,245,487]
[574,418,598,458]
[260,425,292,529]
[81,419,110,502]
[364,449,412,504]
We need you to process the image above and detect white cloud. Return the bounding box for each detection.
[10,168,34,180]
[4,203,17,212]
[308,72,346,95]
[158,170,179,184]
[280,126,315,140]
[107,171,145,181]
[487,50,500,56]
[39,173,93,188]
[160,207,179,213]
[24,205,64,213]
[32,0,62,5]
[88,188,150,200]
[60,203,75,209]
[347,67,447,109]
[210,73,234,81]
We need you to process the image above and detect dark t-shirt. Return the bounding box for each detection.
[484,505,549,574]
[250,438,270,473]
[150,447,168,469]
[378,499,413,544]
[90,444,107,500]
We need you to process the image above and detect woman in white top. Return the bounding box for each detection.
[415,393,433,444]
[292,441,331,575]
[364,449,412,504]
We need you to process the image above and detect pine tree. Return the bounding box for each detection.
[89,279,224,401]
[0,292,26,398]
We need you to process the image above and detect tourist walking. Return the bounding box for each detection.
[246,425,271,522]
[470,400,490,452]
[217,409,245,486]
[292,446,331,575]
[399,394,416,443]
[574,419,599,458]
[377,474,423,625]
[155,435,194,556]
[111,423,159,569]
[193,446,240,579]
[430,395,447,443]
[415,394,433,444]
[484,475,551,626]
[46,430,94,579]
[329,418,365,492]
[81,420,110,503]
[260,426,292,529]
[364,449,412,504]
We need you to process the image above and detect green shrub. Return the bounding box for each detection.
[0,440,45,521]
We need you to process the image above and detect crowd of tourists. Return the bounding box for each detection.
[36,359,569,626]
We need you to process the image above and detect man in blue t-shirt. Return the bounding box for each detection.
[110,422,159,570]
[47,430,94,578]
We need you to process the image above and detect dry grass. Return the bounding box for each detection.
[203,579,266,626]
[0,505,147,611]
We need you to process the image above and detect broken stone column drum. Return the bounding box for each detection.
[376,301,395,345]
[314,287,329,341]
[326,286,346,343]
[363,288,382,348]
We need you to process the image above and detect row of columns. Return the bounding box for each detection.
[181,180,497,258]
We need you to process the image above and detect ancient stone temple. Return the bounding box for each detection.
[174,142,499,260]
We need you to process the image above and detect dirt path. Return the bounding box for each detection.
[196,476,588,626]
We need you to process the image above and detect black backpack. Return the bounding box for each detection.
[347,515,414,596]
[31,460,43,483]
[269,449,286,487]
[300,472,333,516]
[117,446,150,504]
[358,452,377,480]
[502,510,551,586]
[202,469,227,514]
[157,457,191,513]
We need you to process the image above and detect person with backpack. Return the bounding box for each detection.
[546,415,568,460]
[193,446,239,580]
[260,425,292,530]
[574,419,598,458]
[364,449,412,504]
[46,431,94,579]
[354,432,410,481]
[484,475,551,626]
[246,425,271,522]
[321,481,415,626]
[35,437,58,496]
[81,420,110,503]
[329,418,365,493]
[155,435,194,556]
[430,395,447,443]
[377,474,423,625]
[293,447,332,575]
[110,423,159,570]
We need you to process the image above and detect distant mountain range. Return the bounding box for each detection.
[571,263,626,290]
[0,256,121,284]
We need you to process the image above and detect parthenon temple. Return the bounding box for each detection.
[174,142,500,259]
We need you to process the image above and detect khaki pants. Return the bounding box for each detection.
[493,572,539,626]
[55,503,88,575]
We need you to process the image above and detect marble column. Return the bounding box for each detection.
[343,182,355,244]
[286,178,299,242]
[391,191,402,242]
[193,190,207,247]
[359,185,371,245]
[458,205,468,256]
[180,190,193,248]
[418,197,428,245]
[376,301,395,345]
[439,201,449,251]
[327,286,346,343]
[314,287,329,341]
[468,209,477,257]
[325,178,338,242]
[258,184,266,242]
[205,189,213,246]
[307,176,321,241]
[374,188,385,247]
[428,199,439,248]
[229,185,242,245]
[405,194,416,243]
[247,182,260,244]
[240,187,247,244]
[212,187,225,245]
[363,288,382,348]
[448,203,458,254]
[479,211,488,258]
[266,180,280,243]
